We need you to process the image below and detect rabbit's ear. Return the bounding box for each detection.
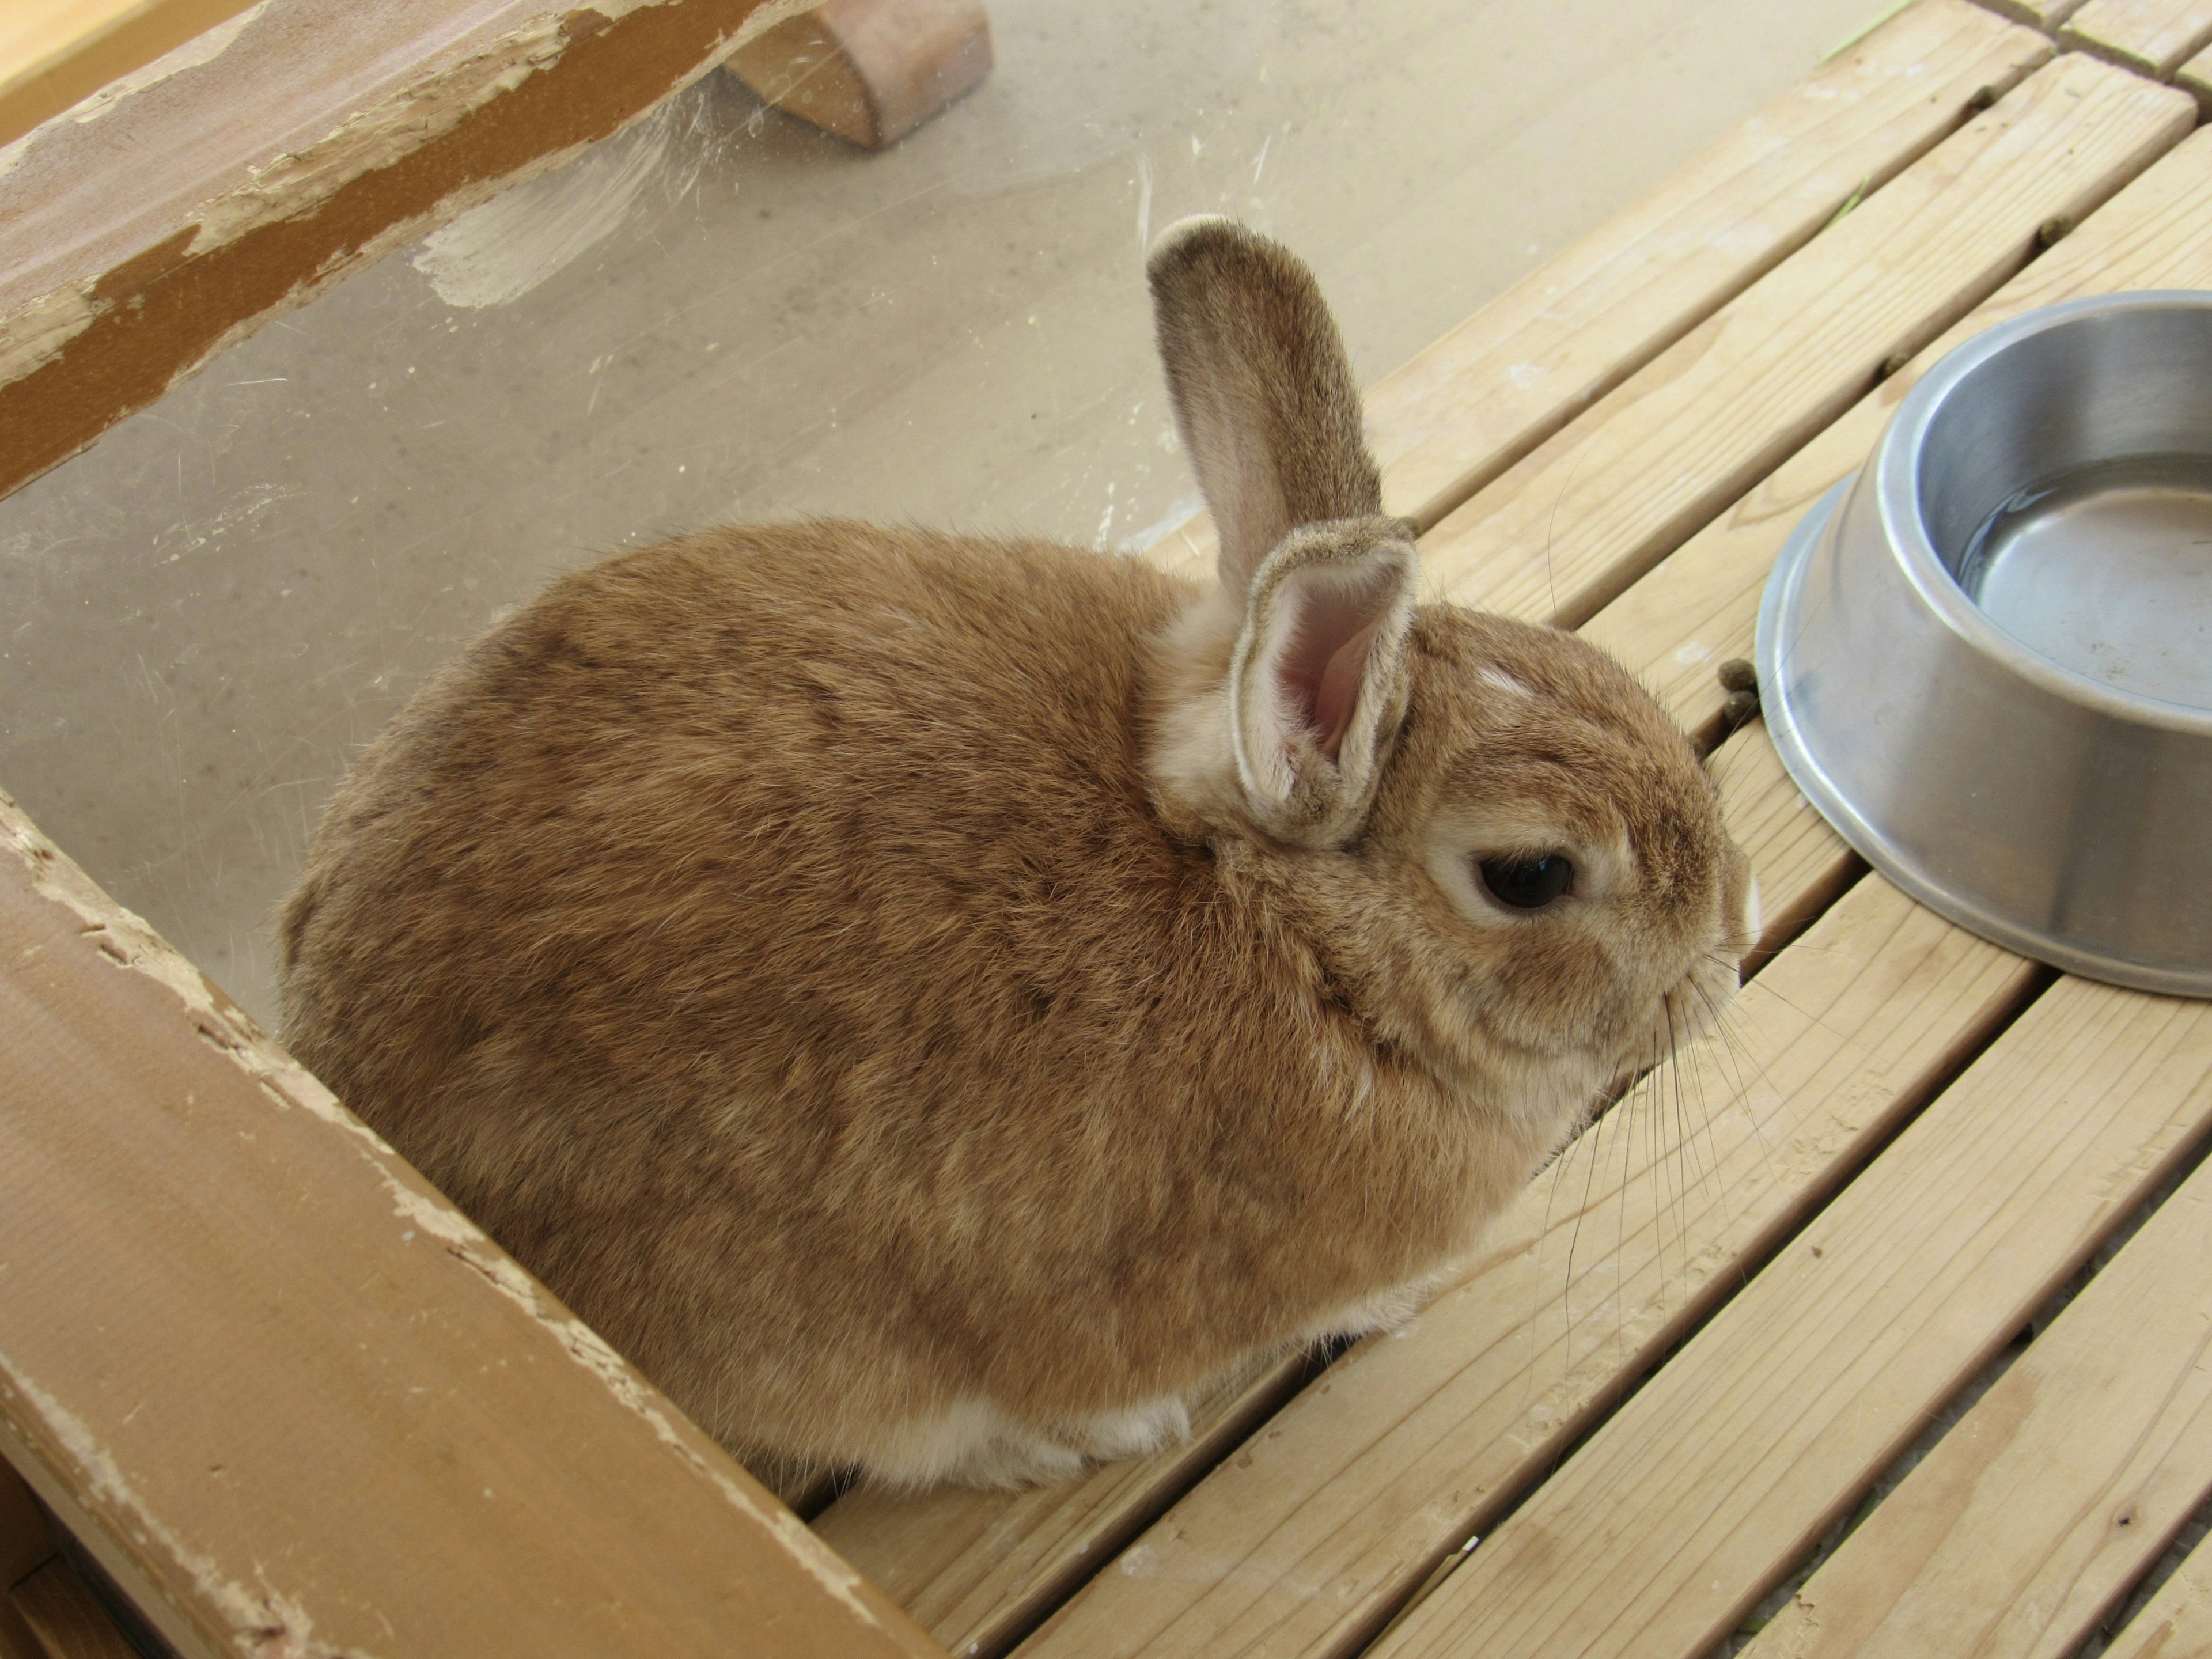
[1225,518,1418,847]
[1148,218,1382,595]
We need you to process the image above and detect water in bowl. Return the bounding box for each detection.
[1955,452,2212,709]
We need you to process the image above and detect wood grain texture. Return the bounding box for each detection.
[2059,0,2212,76]
[1741,1151,2212,1659]
[7,1560,135,1659]
[0,787,944,1659]
[1376,979,2212,1659]
[1137,0,2049,584]
[0,0,259,149]
[1585,122,2212,740]
[1414,55,2192,631]
[1975,0,2090,26]
[2100,1533,2212,1659]
[1014,873,2037,1659]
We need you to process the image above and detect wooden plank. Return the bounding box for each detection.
[0,0,818,505]
[2100,1533,2212,1659]
[0,0,261,150]
[1137,0,2050,583]
[7,1562,134,1659]
[1373,979,2212,1659]
[1584,122,2212,741]
[1739,1150,2212,1659]
[1,1463,56,1659]
[0,786,944,1659]
[815,709,1847,1659]
[1413,55,2191,630]
[1013,875,2036,1659]
[2060,0,2212,77]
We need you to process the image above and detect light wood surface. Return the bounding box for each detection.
[1977,0,2090,26]
[1373,980,2212,1659]
[1017,874,2036,1659]
[7,1561,135,1659]
[2175,36,2212,106]
[2059,0,2212,76]
[1137,0,2048,584]
[0,787,944,1659]
[2100,1534,2212,1659]
[1584,122,2212,738]
[1740,1149,2212,1659]
[1415,55,2191,630]
[0,0,260,149]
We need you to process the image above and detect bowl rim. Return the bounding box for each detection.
[1878,287,2212,737]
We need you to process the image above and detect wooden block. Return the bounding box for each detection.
[0,789,944,1659]
[1740,1149,2212,1659]
[727,0,991,151]
[1017,874,2036,1659]
[7,1560,135,1659]
[2100,1532,2212,1659]
[2060,0,2212,76]
[1415,55,2192,630]
[1138,0,2050,584]
[0,0,810,506]
[1374,979,2212,1659]
[0,0,260,150]
[1586,122,2212,740]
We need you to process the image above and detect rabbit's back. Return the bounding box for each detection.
[277,524,1276,1455]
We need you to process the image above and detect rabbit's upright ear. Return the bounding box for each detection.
[1147,218,1383,593]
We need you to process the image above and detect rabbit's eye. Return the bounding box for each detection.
[1479,854,1574,910]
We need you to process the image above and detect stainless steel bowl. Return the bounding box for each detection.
[1758,291,2212,997]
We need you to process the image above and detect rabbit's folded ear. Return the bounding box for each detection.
[1225,518,1418,847]
[1147,218,1383,594]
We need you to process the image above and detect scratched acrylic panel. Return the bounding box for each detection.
[0,0,1877,1026]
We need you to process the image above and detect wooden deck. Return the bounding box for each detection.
[809,5,2212,1657]
[5,1,2212,1656]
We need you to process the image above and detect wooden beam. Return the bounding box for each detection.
[0,0,260,151]
[1583,123,2212,741]
[2059,0,2212,77]
[1374,979,2212,1659]
[0,0,819,506]
[1139,0,2048,585]
[725,0,991,151]
[0,788,944,1659]
[1741,1147,2212,1659]
[1416,55,2193,630]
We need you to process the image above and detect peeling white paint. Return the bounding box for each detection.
[413,99,677,308]
[0,1358,373,1658]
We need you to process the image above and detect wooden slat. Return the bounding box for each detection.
[1586,122,2212,740]
[1978,0,2090,27]
[0,787,944,1659]
[2173,36,2212,105]
[7,1561,134,1659]
[2100,1534,2212,1659]
[2060,0,2212,77]
[1740,1150,2212,1659]
[1017,872,2035,1659]
[1374,980,2212,1659]
[1414,55,2191,630]
[1137,0,2049,583]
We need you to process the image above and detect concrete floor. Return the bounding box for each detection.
[0,0,1881,1027]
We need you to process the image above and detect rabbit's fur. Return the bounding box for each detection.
[278,220,1753,1494]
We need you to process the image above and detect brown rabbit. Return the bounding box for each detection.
[277,218,1755,1493]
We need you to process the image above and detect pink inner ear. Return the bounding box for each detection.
[1280,586,1385,763]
